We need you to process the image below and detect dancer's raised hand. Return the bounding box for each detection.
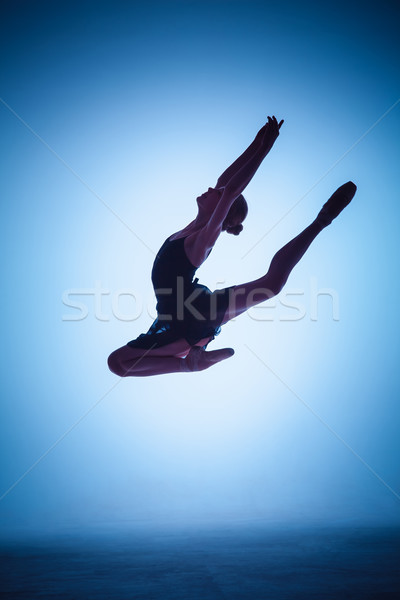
[254,115,283,150]
[261,115,283,149]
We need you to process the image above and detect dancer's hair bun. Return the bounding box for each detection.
[227,224,243,236]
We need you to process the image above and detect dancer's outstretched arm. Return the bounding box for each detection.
[226,116,283,196]
[216,116,283,188]
[215,124,268,188]
[206,116,283,233]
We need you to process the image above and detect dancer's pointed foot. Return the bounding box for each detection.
[183,346,235,372]
[317,181,357,226]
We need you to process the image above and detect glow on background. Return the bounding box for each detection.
[0,0,399,534]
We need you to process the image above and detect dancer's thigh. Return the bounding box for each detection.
[220,275,276,325]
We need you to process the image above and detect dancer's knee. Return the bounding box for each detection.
[107,350,126,377]
[262,270,288,298]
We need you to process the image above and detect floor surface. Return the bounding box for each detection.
[1,524,399,599]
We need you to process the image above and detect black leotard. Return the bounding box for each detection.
[127,236,231,349]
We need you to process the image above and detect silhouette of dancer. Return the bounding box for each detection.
[108,116,356,377]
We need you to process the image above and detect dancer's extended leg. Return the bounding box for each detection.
[221,182,356,323]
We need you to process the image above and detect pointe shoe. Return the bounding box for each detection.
[317,181,357,226]
[184,346,235,372]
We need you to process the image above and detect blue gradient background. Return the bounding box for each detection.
[1,0,399,536]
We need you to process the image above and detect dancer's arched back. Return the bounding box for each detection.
[108,116,356,377]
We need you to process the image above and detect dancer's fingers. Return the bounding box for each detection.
[270,116,279,132]
[278,119,284,129]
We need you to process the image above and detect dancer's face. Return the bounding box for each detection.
[196,187,222,211]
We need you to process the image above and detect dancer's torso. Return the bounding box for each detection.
[152,236,197,292]
[127,235,227,349]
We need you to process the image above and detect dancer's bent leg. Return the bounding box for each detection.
[108,340,234,377]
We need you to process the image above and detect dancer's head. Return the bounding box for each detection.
[222,194,248,235]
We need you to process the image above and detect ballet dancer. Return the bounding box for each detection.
[107,116,356,377]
